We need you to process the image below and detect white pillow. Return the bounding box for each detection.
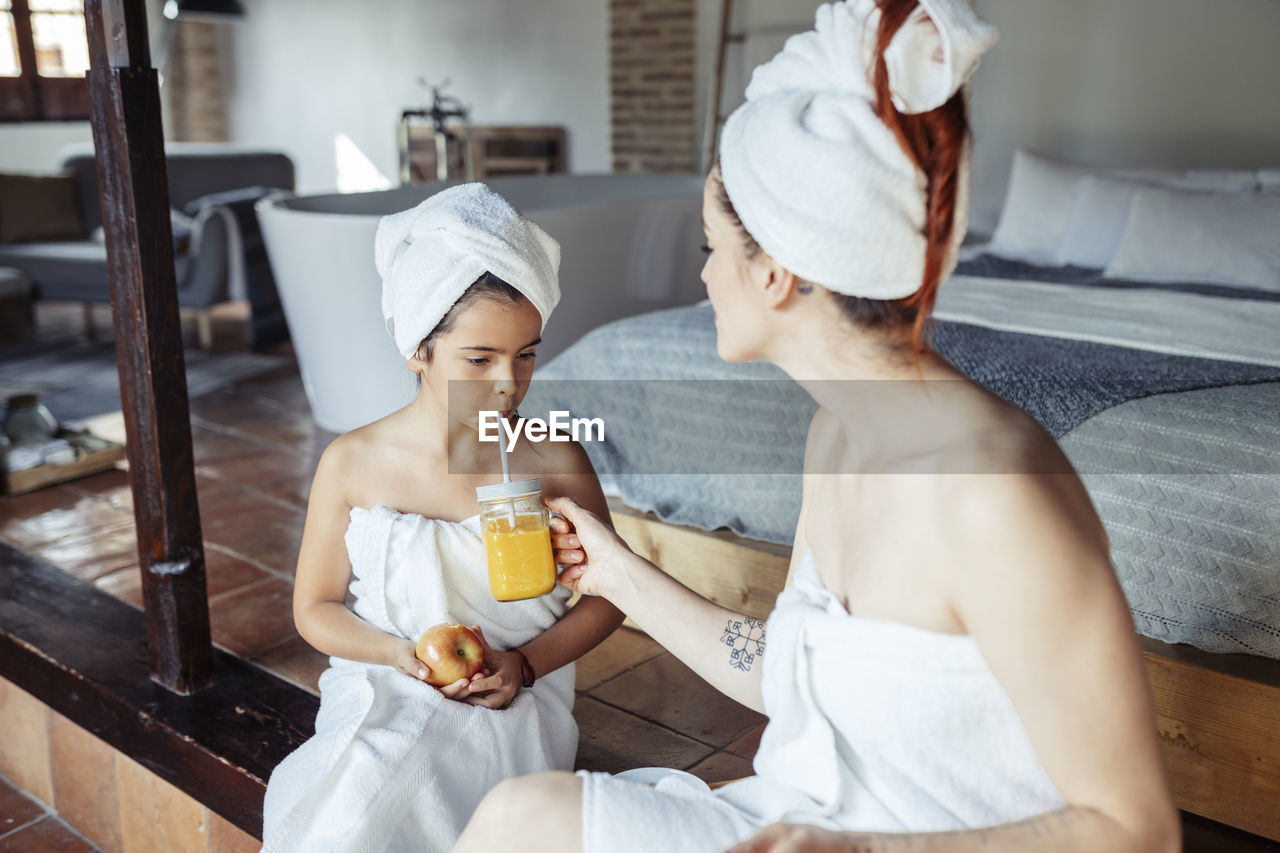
[1105,187,1280,292]
[1056,176,1147,268]
[1056,171,1261,269]
[987,150,1097,265]
[1260,168,1280,191]
[990,149,1261,267]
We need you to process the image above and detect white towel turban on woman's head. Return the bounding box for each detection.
[718,0,997,300]
[375,183,561,359]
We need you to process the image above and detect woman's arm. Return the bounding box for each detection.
[941,474,1179,851]
[550,496,770,712]
[548,413,825,713]
[727,473,1180,853]
[728,807,1172,853]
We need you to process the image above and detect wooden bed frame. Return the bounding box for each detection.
[607,498,1280,842]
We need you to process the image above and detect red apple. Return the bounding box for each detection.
[414,623,485,686]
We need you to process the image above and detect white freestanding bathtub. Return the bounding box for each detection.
[257,174,706,433]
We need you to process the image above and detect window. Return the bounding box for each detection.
[0,0,90,122]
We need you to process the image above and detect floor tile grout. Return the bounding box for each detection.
[573,650,667,694]
[578,693,753,753]
[250,621,304,651]
[188,414,316,459]
[200,544,298,584]
[202,541,299,582]
[0,773,103,851]
[0,814,47,841]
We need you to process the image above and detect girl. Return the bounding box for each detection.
[261,183,623,853]
[455,2,1179,852]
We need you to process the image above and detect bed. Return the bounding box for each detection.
[522,157,1280,838]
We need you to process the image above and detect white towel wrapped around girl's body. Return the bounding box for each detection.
[578,551,1064,853]
[261,505,577,853]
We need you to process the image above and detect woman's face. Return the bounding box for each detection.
[411,296,543,430]
[700,174,770,363]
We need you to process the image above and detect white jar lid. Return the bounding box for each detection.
[475,477,541,503]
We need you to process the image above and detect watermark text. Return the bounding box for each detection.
[478,411,604,450]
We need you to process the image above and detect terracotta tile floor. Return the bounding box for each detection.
[2,303,1277,850]
[0,774,101,852]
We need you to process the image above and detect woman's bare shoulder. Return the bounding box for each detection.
[940,464,1110,577]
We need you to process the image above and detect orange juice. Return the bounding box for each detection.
[476,477,558,602]
[484,513,557,601]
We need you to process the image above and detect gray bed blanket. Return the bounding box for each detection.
[1062,384,1280,658]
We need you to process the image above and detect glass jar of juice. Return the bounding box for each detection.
[476,478,558,602]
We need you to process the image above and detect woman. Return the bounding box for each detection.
[455,1,1179,851]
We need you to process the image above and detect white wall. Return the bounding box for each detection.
[0,122,94,172]
[223,0,610,193]
[694,0,1280,233]
[967,0,1280,233]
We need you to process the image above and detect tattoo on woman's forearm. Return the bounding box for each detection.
[721,617,765,672]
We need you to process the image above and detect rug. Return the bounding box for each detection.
[0,341,292,424]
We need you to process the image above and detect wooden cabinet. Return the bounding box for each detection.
[401,124,566,183]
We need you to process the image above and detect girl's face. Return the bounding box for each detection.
[410,296,543,429]
[700,174,772,363]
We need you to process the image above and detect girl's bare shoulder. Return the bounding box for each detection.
[315,410,434,494]
[525,437,596,488]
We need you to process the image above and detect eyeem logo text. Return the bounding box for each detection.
[478,411,604,450]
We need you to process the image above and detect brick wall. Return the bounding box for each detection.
[165,22,228,144]
[610,0,697,173]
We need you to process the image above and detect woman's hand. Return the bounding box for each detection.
[726,824,853,853]
[548,496,642,599]
[455,625,521,710]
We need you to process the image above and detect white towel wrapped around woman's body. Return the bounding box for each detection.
[579,551,1064,852]
[262,505,577,853]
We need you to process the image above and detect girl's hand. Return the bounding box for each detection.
[725,824,853,853]
[390,635,488,700]
[456,625,521,710]
[390,637,432,681]
[547,497,640,599]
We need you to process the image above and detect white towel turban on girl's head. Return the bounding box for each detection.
[375,183,561,359]
[718,0,997,300]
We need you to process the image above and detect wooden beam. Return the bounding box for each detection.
[703,0,734,169]
[0,544,317,839]
[1142,638,1280,841]
[608,498,789,621]
[84,0,213,694]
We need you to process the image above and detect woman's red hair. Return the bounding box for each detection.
[871,0,969,355]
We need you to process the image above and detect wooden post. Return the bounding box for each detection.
[703,0,734,170]
[84,0,214,694]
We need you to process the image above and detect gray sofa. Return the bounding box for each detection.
[0,143,295,349]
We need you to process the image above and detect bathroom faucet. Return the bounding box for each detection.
[398,78,474,184]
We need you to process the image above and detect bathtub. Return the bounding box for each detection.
[257,174,706,433]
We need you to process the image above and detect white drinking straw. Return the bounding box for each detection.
[498,423,516,526]
[498,429,512,483]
